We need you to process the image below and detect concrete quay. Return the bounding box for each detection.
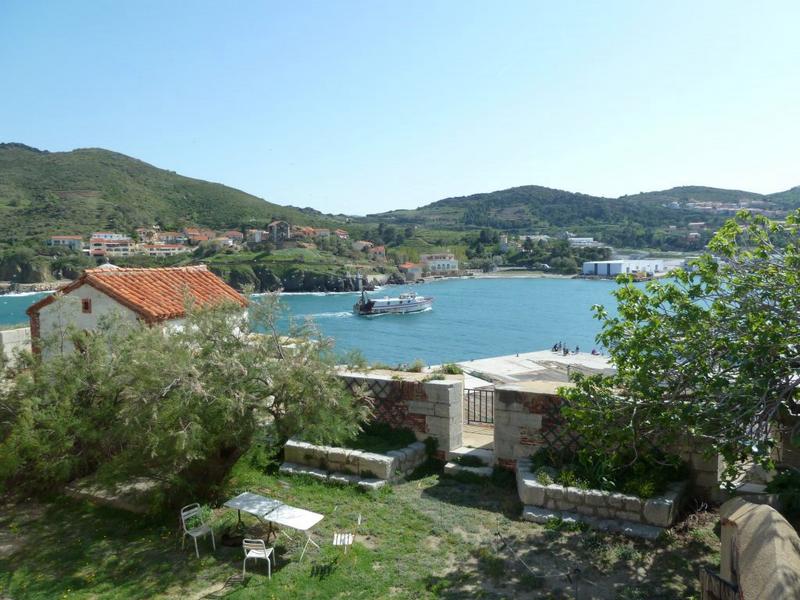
[442,349,615,386]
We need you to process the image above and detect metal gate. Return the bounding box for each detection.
[464,388,494,425]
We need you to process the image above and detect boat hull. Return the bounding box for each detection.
[354,298,433,316]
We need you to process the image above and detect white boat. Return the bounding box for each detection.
[353,290,433,316]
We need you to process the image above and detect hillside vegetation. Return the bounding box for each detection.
[369,184,800,248]
[0,143,339,245]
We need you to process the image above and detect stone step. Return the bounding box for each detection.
[521,505,663,540]
[448,447,494,466]
[444,462,493,479]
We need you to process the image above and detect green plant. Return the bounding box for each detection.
[561,211,800,483]
[454,455,485,467]
[766,468,800,517]
[534,467,554,485]
[528,446,686,498]
[423,436,438,458]
[339,422,416,454]
[438,363,463,375]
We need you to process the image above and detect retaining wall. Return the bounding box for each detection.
[338,370,464,455]
[283,438,427,481]
[516,457,685,528]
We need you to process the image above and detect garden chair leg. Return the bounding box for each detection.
[211,531,216,552]
[193,537,199,558]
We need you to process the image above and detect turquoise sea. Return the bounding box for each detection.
[1,278,622,365]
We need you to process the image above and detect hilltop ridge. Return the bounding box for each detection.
[0,143,341,245]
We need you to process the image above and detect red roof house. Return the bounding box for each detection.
[26,266,247,346]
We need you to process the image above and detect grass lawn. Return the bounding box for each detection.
[0,450,720,599]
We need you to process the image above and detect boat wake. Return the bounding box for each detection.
[304,311,354,319]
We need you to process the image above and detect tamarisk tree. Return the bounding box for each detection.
[561,211,800,480]
[0,294,370,506]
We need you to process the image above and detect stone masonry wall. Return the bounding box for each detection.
[494,381,570,470]
[284,438,427,480]
[338,370,464,455]
[516,457,685,528]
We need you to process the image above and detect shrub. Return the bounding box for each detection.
[0,296,371,510]
[765,468,800,517]
[454,455,485,468]
[529,446,686,498]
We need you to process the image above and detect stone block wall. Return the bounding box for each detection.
[338,370,464,455]
[516,457,685,528]
[494,380,571,469]
[283,438,428,480]
[0,327,31,369]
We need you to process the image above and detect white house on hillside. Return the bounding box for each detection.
[420,253,459,273]
[26,265,247,352]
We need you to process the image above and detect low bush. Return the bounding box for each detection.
[454,455,485,467]
[341,422,416,454]
[765,467,800,517]
[529,447,687,498]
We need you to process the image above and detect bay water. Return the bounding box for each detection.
[1,278,622,365]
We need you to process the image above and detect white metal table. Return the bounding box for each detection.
[223,492,324,561]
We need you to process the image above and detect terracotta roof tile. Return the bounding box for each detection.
[27,265,247,323]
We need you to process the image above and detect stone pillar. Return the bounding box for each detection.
[422,378,463,454]
[494,381,569,469]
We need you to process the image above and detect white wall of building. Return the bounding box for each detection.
[582,260,665,276]
[37,284,140,354]
[420,254,459,272]
[0,327,31,368]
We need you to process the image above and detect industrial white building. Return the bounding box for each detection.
[582,259,665,277]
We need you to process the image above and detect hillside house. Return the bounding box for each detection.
[91,232,128,241]
[26,265,247,353]
[334,229,349,240]
[246,229,268,243]
[156,231,189,245]
[420,253,459,273]
[293,226,316,238]
[312,228,330,238]
[223,230,244,243]
[140,244,191,257]
[369,245,386,259]
[352,240,374,252]
[398,262,423,281]
[89,237,133,257]
[267,221,292,243]
[47,235,83,251]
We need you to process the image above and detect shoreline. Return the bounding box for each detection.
[0,270,577,297]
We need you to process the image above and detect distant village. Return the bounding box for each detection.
[46,220,460,282]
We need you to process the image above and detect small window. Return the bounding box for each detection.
[81,298,92,314]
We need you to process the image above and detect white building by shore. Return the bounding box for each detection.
[582,259,665,277]
[420,253,459,273]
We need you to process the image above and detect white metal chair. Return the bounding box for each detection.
[242,538,273,578]
[332,513,361,554]
[180,503,216,558]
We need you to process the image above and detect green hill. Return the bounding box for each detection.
[0,143,338,245]
[367,184,799,248]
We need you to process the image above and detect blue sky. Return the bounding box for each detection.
[2,1,799,215]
